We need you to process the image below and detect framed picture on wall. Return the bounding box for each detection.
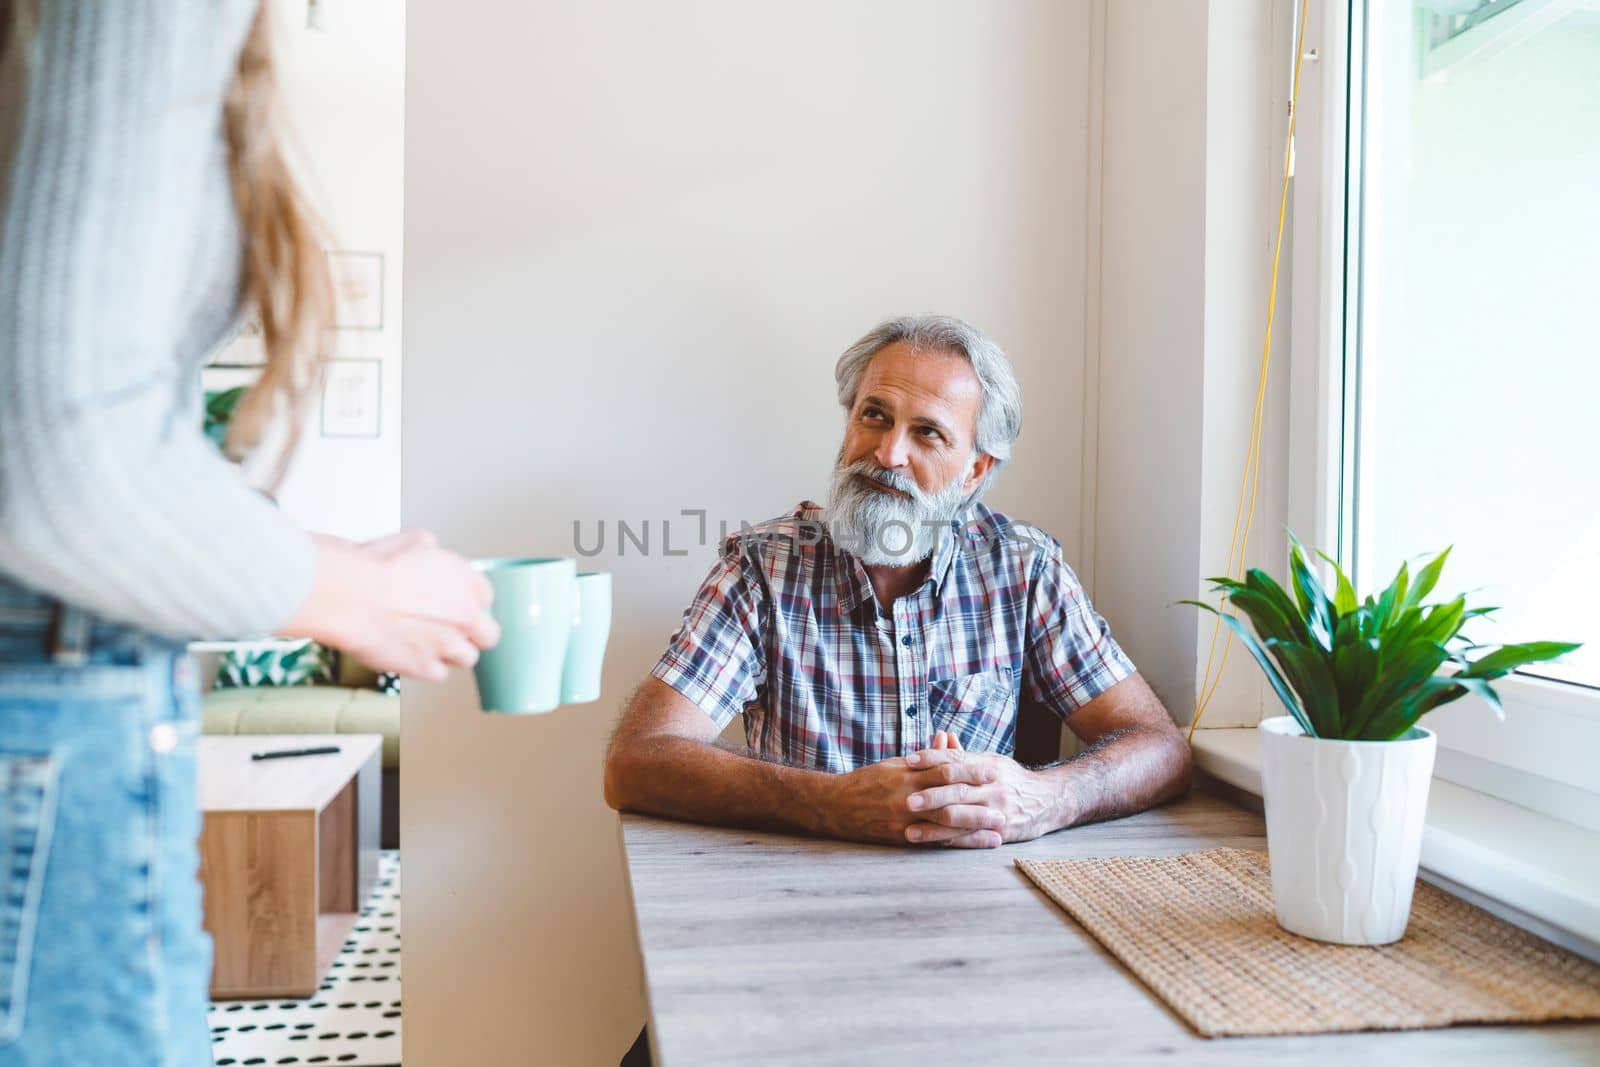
[320,358,383,438]
[329,250,384,331]
[206,316,267,367]
[330,327,378,360]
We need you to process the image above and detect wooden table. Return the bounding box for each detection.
[199,734,382,998]
[618,791,1600,1065]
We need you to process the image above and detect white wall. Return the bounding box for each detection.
[1091,0,1294,730]
[1093,0,1211,722]
[1194,0,1295,727]
[403,1,1095,1061]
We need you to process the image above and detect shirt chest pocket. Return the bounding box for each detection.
[927,668,1019,750]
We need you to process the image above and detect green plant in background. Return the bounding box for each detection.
[203,386,249,453]
[214,641,336,689]
[1182,535,1580,741]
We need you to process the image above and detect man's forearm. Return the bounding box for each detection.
[1030,726,1192,834]
[605,734,840,837]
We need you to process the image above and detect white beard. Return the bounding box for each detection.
[824,455,973,566]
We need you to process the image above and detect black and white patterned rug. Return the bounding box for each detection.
[209,850,402,1066]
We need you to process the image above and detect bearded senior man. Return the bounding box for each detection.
[604,315,1191,849]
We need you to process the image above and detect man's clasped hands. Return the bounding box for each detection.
[821,730,1066,850]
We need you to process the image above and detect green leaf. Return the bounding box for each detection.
[205,386,248,420]
[1286,535,1334,649]
[1405,546,1452,611]
[1459,641,1582,680]
[1244,568,1313,645]
[203,386,250,457]
[1359,705,1421,741]
[1227,585,1307,646]
[1412,596,1467,647]
[1265,638,1342,737]
[1411,673,1506,724]
[1331,633,1379,730]
[1374,560,1409,635]
[1453,675,1506,719]
[1212,612,1316,736]
[1348,639,1450,739]
[1391,560,1411,621]
[1314,548,1360,617]
[1415,676,1466,716]
[1195,576,1308,649]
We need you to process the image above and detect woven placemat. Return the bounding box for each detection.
[1017,847,1600,1037]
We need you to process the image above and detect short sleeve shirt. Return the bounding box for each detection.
[650,501,1136,773]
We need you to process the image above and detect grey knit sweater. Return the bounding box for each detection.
[0,0,316,640]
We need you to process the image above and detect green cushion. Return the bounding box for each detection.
[202,686,399,769]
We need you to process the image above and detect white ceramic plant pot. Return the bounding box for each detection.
[1257,715,1437,945]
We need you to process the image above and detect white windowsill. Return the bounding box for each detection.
[1192,727,1600,962]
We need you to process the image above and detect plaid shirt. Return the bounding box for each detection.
[651,501,1136,773]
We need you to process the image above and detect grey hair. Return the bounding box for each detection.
[834,315,1023,503]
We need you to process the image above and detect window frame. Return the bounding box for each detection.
[1286,0,1600,828]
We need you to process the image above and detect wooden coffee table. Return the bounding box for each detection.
[198,734,383,999]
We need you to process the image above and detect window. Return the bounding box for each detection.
[1292,0,1600,818]
[1349,0,1600,689]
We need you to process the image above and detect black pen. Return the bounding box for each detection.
[251,745,342,761]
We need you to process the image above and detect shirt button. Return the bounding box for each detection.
[149,723,178,754]
[905,704,917,717]
[900,635,912,647]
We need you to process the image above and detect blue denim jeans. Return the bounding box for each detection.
[0,578,213,1066]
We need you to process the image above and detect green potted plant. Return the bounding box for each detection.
[1185,537,1578,945]
[204,385,250,456]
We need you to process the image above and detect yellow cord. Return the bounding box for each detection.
[1189,0,1312,744]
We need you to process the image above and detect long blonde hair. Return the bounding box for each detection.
[222,2,334,488]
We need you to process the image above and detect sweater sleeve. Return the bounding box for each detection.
[0,0,318,641]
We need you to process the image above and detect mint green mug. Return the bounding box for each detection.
[560,572,612,704]
[472,557,577,714]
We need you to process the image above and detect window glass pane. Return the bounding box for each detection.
[1352,1,1600,688]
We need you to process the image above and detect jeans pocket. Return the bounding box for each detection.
[0,752,61,1044]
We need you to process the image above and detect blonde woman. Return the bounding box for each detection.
[0,2,496,1062]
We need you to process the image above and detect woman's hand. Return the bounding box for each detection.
[281,529,500,681]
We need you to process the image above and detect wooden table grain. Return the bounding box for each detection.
[199,734,382,998]
[618,792,1600,1065]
